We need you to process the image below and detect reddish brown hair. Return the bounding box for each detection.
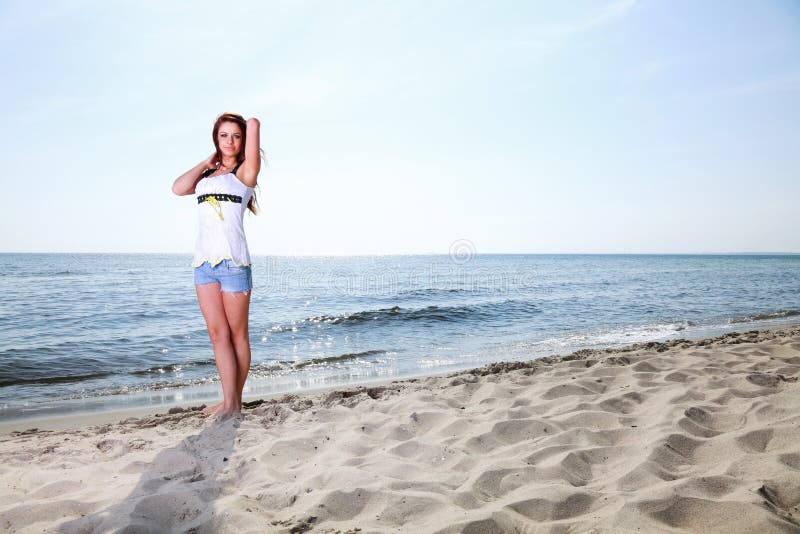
[212,112,261,215]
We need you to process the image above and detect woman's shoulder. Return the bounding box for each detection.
[230,170,255,191]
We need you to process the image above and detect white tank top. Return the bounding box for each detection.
[192,167,254,267]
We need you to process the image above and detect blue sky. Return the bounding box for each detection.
[1,0,798,255]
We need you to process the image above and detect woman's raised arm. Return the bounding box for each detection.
[172,153,216,196]
[239,118,261,188]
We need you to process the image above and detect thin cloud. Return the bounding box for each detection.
[547,0,638,36]
[484,0,638,55]
[721,72,800,96]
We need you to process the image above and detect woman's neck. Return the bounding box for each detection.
[220,157,238,169]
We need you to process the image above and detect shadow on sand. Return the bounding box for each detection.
[58,414,240,533]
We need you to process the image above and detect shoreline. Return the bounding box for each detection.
[1,324,796,435]
[0,372,451,436]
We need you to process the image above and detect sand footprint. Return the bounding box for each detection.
[541,382,603,399]
[630,495,792,532]
[734,428,774,453]
[468,466,538,501]
[464,419,560,453]
[648,433,703,471]
[778,453,800,470]
[597,391,645,415]
[504,490,600,522]
[678,405,745,438]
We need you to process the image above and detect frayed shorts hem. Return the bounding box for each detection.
[193,259,253,293]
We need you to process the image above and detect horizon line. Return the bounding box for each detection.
[1,251,799,257]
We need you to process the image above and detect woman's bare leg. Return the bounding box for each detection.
[222,289,251,408]
[196,283,240,415]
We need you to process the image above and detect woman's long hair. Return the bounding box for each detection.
[212,112,264,215]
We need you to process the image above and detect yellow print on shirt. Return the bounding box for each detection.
[205,196,223,220]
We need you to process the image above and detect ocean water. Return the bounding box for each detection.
[1,253,799,421]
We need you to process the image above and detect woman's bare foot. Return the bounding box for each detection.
[213,400,242,417]
[202,401,224,416]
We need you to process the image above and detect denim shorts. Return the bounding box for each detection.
[194,259,253,293]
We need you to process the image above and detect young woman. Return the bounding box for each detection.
[171,112,262,416]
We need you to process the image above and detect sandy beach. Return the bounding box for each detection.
[1,326,799,533]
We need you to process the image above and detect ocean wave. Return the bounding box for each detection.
[291,349,388,369]
[271,300,542,333]
[0,328,206,362]
[397,288,472,297]
[0,359,214,388]
[68,349,388,386]
[0,345,212,388]
[729,309,800,324]
[247,349,390,374]
[14,350,394,400]
[527,321,697,353]
[129,361,215,376]
[0,349,390,392]
[27,270,87,277]
[60,376,218,399]
[129,310,171,320]
[0,369,116,387]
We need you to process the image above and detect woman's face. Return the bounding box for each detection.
[217,121,243,158]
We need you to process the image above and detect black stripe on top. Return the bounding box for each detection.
[198,193,243,204]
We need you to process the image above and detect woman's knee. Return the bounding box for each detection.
[207,325,232,345]
[231,329,250,346]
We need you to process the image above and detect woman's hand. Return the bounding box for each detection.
[203,152,219,170]
[246,117,260,128]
